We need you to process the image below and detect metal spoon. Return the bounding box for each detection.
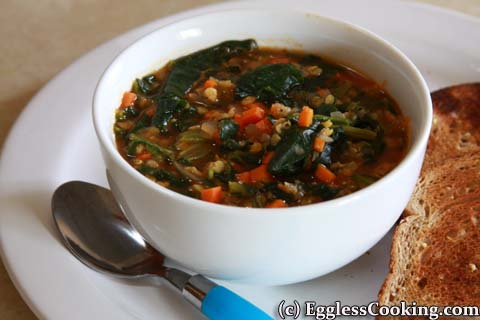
[52,181,272,320]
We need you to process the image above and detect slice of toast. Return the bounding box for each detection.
[424,83,480,167]
[405,152,480,218]
[378,84,480,318]
[379,155,480,305]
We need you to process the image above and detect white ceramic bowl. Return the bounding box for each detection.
[93,9,431,285]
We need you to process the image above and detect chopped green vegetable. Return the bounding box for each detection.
[174,106,199,132]
[317,144,333,166]
[341,125,377,141]
[314,114,350,126]
[178,144,213,162]
[114,125,126,137]
[228,181,256,196]
[116,106,138,121]
[314,104,338,116]
[151,94,188,133]
[310,184,339,200]
[228,150,261,166]
[235,63,304,104]
[353,174,377,187]
[218,119,239,141]
[267,123,320,176]
[138,165,188,188]
[221,139,244,151]
[176,129,210,143]
[152,40,256,133]
[127,134,174,159]
[133,75,157,95]
[164,39,257,97]
[130,114,150,133]
[175,129,213,163]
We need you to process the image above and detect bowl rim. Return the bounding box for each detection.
[92,7,432,215]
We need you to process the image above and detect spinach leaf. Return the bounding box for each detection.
[221,139,244,151]
[314,127,346,167]
[218,119,239,141]
[133,75,157,95]
[152,40,256,133]
[154,170,189,188]
[267,123,320,176]
[317,143,333,166]
[116,106,138,121]
[151,94,188,133]
[174,106,200,132]
[163,39,257,97]
[235,63,304,104]
[310,184,339,200]
[138,165,189,188]
[213,164,235,183]
[130,114,150,133]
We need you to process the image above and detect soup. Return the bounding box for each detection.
[114,39,409,208]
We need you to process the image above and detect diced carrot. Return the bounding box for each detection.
[255,118,273,135]
[236,171,252,184]
[201,186,223,203]
[269,57,290,64]
[315,164,336,183]
[313,137,326,153]
[266,199,288,208]
[204,79,217,88]
[234,113,242,124]
[121,92,137,108]
[298,106,314,128]
[137,152,152,161]
[262,151,274,164]
[145,107,156,117]
[244,102,265,109]
[236,106,265,128]
[249,165,273,183]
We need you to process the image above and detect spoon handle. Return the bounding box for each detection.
[165,269,272,320]
[201,284,272,320]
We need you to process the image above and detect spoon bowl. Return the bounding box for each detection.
[51,180,272,320]
[52,181,164,278]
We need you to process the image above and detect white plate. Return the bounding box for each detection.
[1,1,479,319]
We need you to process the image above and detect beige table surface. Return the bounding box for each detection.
[1,0,479,318]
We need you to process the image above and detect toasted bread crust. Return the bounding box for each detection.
[378,84,480,319]
[426,83,480,167]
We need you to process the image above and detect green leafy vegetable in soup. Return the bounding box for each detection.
[114,39,409,208]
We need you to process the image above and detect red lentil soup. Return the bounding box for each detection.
[114,39,409,208]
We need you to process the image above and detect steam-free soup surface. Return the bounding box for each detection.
[114,39,409,208]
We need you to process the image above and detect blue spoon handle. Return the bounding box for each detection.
[164,269,272,320]
[201,285,272,320]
